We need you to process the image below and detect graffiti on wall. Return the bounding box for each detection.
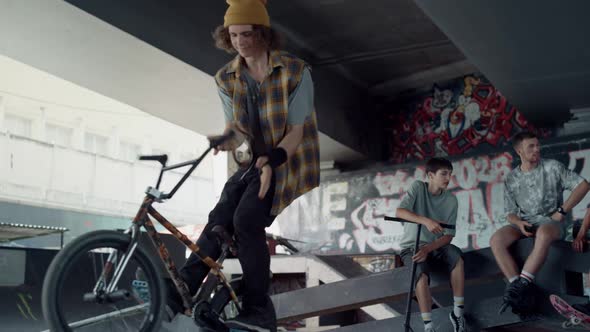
[386,75,550,163]
[352,255,397,273]
[277,143,590,255]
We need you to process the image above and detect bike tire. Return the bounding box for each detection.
[42,230,165,332]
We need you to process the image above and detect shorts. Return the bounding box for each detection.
[400,244,463,287]
[509,219,567,240]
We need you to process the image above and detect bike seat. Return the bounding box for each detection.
[210,225,233,245]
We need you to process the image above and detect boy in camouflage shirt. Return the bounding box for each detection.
[491,131,589,314]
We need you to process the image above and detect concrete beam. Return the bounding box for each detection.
[0,0,368,163]
[64,0,373,160]
[370,60,478,98]
[273,266,409,323]
[223,255,398,322]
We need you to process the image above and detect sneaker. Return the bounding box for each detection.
[225,305,275,332]
[424,325,437,332]
[503,278,530,305]
[225,314,270,332]
[504,278,538,316]
[573,301,590,316]
[449,311,466,332]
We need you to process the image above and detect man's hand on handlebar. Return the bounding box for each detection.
[208,131,236,155]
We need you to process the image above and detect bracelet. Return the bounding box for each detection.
[266,148,288,169]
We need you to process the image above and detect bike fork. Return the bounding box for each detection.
[91,225,141,296]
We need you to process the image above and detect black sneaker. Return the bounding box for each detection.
[449,311,466,332]
[502,278,534,315]
[225,304,276,332]
[505,278,531,301]
[573,301,590,316]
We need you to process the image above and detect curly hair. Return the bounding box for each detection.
[212,24,283,54]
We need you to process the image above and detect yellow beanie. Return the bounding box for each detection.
[224,0,270,28]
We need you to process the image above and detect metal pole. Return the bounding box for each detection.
[404,224,422,332]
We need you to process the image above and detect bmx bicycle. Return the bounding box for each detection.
[41,133,244,331]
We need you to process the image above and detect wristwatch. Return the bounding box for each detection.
[557,206,567,216]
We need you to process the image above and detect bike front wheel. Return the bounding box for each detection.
[42,230,165,332]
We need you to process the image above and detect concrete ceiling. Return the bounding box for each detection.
[415,0,590,126]
[9,0,582,162]
[61,0,472,95]
[59,0,474,161]
[0,0,365,162]
[1,0,481,163]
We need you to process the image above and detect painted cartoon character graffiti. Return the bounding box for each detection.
[389,86,453,160]
[388,74,550,163]
[438,77,481,139]
[432,86,453,109]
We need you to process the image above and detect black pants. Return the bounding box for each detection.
[179,166,276,309]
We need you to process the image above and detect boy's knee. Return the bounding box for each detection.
[417,273,429,285]
[490,232,503,248]
[490,229,517,249]
[535,224,560,243]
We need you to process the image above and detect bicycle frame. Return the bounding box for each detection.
[92,133,241,315]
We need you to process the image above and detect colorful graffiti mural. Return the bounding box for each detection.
[386,75,551,162]
[276,139,590,255]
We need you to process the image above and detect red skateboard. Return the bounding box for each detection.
[550,294,590,329]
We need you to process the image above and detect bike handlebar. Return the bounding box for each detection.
[138,154,168,166]
[384,216,456,230]
[208,130,235,149]
[138,131,236,200]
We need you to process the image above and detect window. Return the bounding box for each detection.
[46,123,73,147]
[120,141,141,162]
[84,132,109,156]
[5,114,32,137]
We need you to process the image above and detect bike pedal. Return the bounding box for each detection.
[132,280,148,288]
[132,279,150,303]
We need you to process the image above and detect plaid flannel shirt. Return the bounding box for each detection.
[215,50,320,215]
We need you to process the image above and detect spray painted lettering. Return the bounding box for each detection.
[277,145,590,254]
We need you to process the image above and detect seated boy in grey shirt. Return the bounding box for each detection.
[396,157,464,332]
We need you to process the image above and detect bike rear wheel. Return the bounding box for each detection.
[42,230,165,332]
